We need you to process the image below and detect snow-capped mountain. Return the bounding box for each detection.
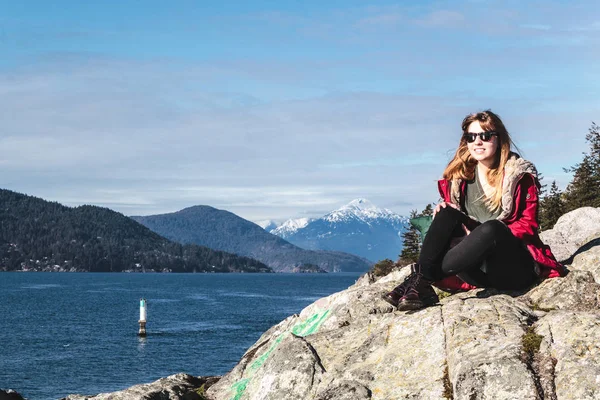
[323,199,404,224]
[270,217,315,238]
[271,199,409,263]
[255,219,279,232]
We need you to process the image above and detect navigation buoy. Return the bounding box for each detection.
[138,298,147,337]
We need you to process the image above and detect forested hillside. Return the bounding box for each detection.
[132,206,372,272]
[0,189,271,273]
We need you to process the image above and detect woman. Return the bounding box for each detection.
[383,110,564,311]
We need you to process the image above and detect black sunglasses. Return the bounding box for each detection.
[463,131,497,143]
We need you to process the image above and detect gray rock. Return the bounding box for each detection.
[0,390,25,400]
[208,278,539,399]
[208,270,449,400]
[535,311,600,400]
[314,380,372,399]
[441,294,539,399]
[351,267,410,289]
[63,373,218,400]
[352,271,376,287]
[571,245,600,284]
[523,270,600,312]
[239,334,325,400]
[539,207,600,262]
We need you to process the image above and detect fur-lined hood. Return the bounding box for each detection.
[449,152,538,220]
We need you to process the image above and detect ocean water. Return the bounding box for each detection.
[0,272,362,399]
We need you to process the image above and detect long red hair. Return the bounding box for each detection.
[443,110,516,210]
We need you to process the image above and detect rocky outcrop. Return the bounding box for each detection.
[63,374,219,400]
[571,246,600,283]
[66,207,600,400]
[206,213,600,400]
[539,207,600,262]
[535,312,600,400]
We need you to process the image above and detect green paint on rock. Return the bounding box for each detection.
[229,309,330,400]
[292,310,330,337]
[249,333,286,372]
[230,378,249,400]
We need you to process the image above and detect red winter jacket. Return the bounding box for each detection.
[432,154,565,292]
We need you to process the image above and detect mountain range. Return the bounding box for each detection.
[269,199,408,263]
[131,206,372,272]
[271,217,315,237]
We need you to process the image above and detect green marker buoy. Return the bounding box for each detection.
[138,298,147,337]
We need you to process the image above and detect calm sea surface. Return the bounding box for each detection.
[0,272,362,399]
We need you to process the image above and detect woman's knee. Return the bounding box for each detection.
[474,220,506,238]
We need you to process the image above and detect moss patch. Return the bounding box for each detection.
[530,302,555,313]
[195,384,209,400]
[443,365,453,399]
[522,326,543,355]
[437,290,453,300]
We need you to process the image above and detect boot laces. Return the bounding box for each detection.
[393,264,420,293]
[409,272,423,292]
[392,273,414,295]
[409,263,423,289]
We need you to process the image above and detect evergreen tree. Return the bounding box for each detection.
[539,180,565,231]
[537,172,547,198]
[421,203,434,217]
[563,122,600,211]
[398,209,421,266]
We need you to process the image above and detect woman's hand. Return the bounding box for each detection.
[433,201,459,217]
[462,224,471,236]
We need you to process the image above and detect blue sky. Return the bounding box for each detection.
[1,0,599,222]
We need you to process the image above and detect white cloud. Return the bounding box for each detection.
[0,59,465,219]
[1,54,595,220]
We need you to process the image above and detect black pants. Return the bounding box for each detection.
[418,206,536,290]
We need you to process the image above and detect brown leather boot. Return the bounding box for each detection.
[381,264,419,307]
[396,265,439,311]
